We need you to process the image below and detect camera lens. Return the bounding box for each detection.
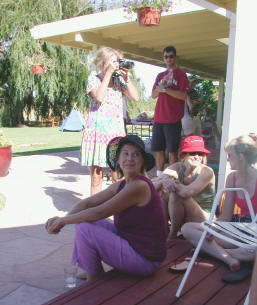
[119,59,134,70]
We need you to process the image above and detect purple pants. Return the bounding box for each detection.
[71,219,161,276]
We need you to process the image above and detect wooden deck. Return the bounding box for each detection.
[43,239,250,305]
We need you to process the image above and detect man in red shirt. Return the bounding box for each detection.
[151,46,189,176]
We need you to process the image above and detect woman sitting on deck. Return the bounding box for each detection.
[45,135,167,281]
[153,135,215,241]
[182,134,257,271]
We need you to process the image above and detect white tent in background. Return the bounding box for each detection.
[59,109,86,132]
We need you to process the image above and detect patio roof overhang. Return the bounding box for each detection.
[30,0,236,80]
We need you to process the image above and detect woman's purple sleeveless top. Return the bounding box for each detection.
[114,176,167,262]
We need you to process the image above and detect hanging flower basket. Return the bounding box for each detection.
[0,146,12,177]
[32,64,45,74]
[137,7,161,26]
[123,1,173,26]
[26,49,54,74]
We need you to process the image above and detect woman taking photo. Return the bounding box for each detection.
[181,134,257,271]
[80,46,139,195]
[153,135,215,240]
[46,135,167,281]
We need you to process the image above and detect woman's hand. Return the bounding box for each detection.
[173,182,189,197]
[104,57,119,76]
[161,175,178,193]
[106,62,117,75]
[153,179,164,192]
[45,216,64,234]
[118,68,129,83]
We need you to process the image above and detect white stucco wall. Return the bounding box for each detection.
[218,0,257,189]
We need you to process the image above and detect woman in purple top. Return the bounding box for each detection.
[45,135,167,282]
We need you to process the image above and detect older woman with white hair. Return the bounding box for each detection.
[80,46,139,195]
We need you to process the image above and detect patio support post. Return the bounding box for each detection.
[218,0,257,190]
[216,77,224,134]
[217,15,236,190]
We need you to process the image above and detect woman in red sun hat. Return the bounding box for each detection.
[153,135,215,240]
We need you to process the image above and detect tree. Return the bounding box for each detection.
[190,75,218,119]
[0,0,92,126]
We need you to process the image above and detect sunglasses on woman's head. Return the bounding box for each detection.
[188,152,204,156]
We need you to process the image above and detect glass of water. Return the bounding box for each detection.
[64,264,78,288]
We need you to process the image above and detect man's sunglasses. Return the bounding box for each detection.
[188,152,205,156]
[164,55,175,59]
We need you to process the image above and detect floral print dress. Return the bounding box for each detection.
[80,73,126,168]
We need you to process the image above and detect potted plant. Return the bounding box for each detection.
[123,0,173,26]
[0,129,13,177]
[26,52,54,74]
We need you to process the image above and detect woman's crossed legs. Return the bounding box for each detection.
[71,219,161,281]
[181,222,241,271]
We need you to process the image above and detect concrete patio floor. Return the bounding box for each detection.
[0,150,112,305]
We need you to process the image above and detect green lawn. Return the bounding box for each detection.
[2,125,152,157]
[3,127,83,157]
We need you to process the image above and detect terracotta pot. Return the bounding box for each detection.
[32,64,45,74]
[0,146,12,177]
[137,7,161,27]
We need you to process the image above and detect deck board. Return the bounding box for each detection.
[102,240,192,305]
[138,258,221,305]
[205,279,250,305]
[42,239,250,305]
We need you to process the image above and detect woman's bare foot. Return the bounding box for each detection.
[228,258,240,272]
[227,247,256,262]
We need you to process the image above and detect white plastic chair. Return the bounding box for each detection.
[176,188,257,305]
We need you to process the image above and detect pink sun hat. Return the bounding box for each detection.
[178,135,211,158]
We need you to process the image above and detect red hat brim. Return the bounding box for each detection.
[178,147,211,159]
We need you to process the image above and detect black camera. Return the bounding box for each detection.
[119,59,134,70]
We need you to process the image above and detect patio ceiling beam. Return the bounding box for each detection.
[188,0,236,19]
[30,2,205,40]
[101,11,222,38]
[141,29,228,48]
[185,50,227,59]
[120,24,228,44]
[30,9,132,40]
[172,40,227,50]
[179,47,227,56]
[79,32,160,61]
[79,32,225,79]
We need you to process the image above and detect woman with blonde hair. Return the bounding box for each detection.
[80,46,139,195]
[153,135,215,240]
[181,134,257,272]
